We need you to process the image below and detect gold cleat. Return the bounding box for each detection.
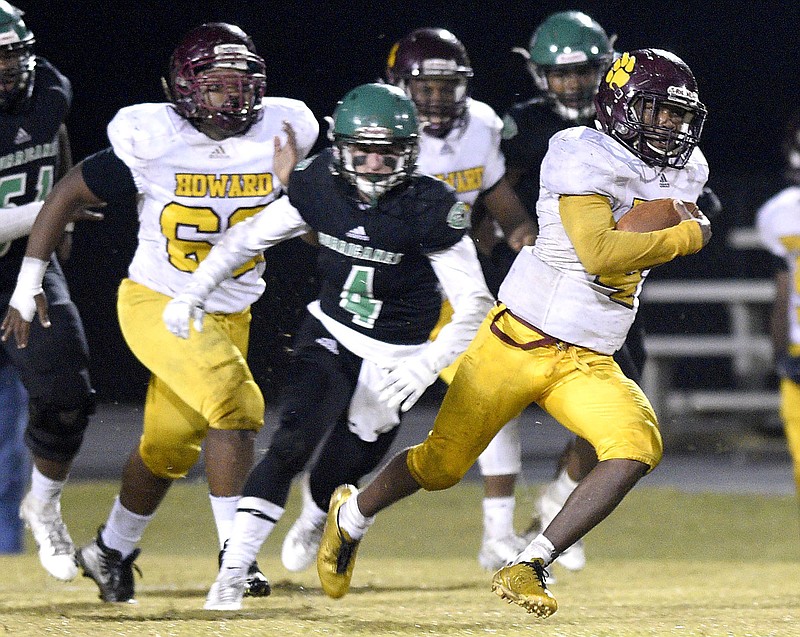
[316,484,360,599]
[491,559,558,618]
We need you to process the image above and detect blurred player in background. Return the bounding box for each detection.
[2,22,318,603]
[317,48,712,618]
[756,112,800,495]
[0,1,98,572]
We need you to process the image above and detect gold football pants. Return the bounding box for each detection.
[117,278,264,479]
[408,303,663,491]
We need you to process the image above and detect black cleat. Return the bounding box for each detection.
[76,526,142,603]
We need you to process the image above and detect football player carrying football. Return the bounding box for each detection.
[162,82,493,610]
[279,27,537,577]
[0,1,97,573]
[316,48,711,617]
[2,22,319,603]
[756,113,800,494]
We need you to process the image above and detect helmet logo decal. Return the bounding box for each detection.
[386,43,400,70]
[605,52,636,89]
[446,201,471,230]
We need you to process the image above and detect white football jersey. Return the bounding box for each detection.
[415,98,506,207]
[499,126,709,353]
[756,185,800,345]
[107,98,319,312]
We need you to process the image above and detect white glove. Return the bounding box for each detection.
[378,355,439,413]
[10,256,48,322]
[162,292,205,339]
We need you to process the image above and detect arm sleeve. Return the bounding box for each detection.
[185,196,311,299]
[560,194,705,274]
[423,236,495,373]
[0,201,43,243]
[80,147,138,207]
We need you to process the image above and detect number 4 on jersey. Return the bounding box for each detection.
[340,265,383,328]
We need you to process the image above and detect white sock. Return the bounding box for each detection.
[516,533,557,566]
[209,494,240,549]
[546,469,579,508]
[338,490,374,541]
[482,496,515,539]
[29,466,66,503]
[299,493,327,528]
[219,496,284,574]
[101,497,154,559]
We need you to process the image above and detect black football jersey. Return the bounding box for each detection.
[501,97,594,216]
[0,57,71,291]
[288,148,467,345]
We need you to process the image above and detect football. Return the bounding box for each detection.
[616,198,698,232]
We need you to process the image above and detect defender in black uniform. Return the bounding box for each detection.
[0,3,94,579]
[162,83,493,610]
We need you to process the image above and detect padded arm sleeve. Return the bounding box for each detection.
[560,194,704,275]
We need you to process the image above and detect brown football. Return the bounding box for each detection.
[616,198,698,232]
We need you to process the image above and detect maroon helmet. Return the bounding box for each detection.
[385,27,473,138]
[166,23,266,137]
[594,49,706,169]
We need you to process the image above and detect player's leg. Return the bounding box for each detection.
[282,414,400,572]
[0,360,28,554]
[318,306,534,598]
[77,279,264,603]
[208,315,359,609]
[476,418,527,570]
[8,263,95,581]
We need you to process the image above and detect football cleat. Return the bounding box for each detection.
[316,484,360,599]
[282,514,325,572]
[19,492,78,581]
[76,526,141,603]
[477,534,529,572]
[281,473,326,572]
[204,570,248,611]
[217,544,271,597]
[491,559,558,618]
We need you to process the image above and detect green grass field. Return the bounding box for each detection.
[0,480,798,636]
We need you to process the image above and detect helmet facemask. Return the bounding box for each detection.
[619,90,706,169]
[404,73,469,138]
[531,60,607,122]
[172,46,265,138]
[334,137,418,205]
[0,45,33,112]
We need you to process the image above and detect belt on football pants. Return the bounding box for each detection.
[489,306,566,351]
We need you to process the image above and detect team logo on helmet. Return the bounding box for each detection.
[605,52,636,89]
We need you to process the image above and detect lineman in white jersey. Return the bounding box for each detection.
[756,117,800,492]
[2,23,318,603]
[315,49,711,618]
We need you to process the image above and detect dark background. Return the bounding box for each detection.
[13,0,800,402]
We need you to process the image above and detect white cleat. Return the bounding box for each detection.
[204,570,247,611]
[282,515,324,572]
[478,534,529,572]
[19,492,78,581]
[281,474,325,572]
[534,490,587,572]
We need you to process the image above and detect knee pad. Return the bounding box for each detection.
[407,441,468,492]
[25,390,95,463]
[477,418,522,476]
[268,425,318,476]
[139,436,202,479]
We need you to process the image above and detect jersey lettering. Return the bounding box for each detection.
[160,203,265,276]
[174,172,274,198]
[434,166,485,194]
[339,265,383,328]
[0,166,55,257]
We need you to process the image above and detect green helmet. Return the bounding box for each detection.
[526,11,614,121]
[0,1,35,112]
[330,83,419,204]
